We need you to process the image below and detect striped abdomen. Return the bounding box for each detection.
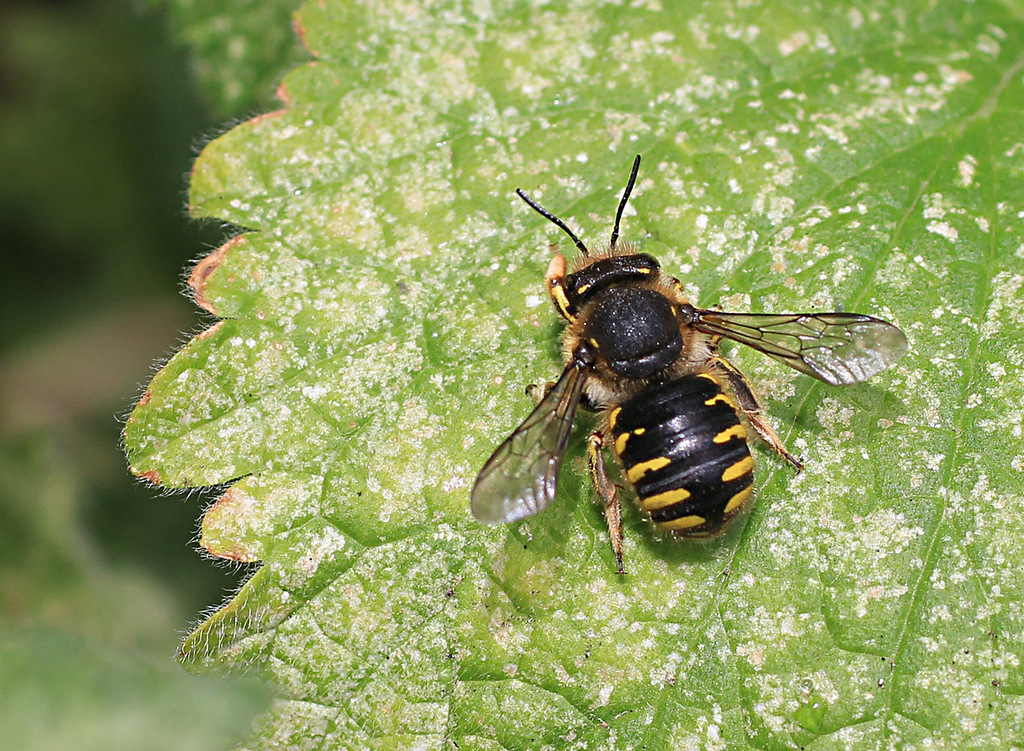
[609,373,754,536]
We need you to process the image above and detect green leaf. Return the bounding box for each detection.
[125,1,1024,748]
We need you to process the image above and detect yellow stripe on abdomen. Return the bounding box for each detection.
[723,487,753,514]
[658,514,706,531]
[722,455,754,483]
[713,423,746,444]
[640,486,691,511]
[626,455,671,484]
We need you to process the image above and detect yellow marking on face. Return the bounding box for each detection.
[550,284,575,321]
[713,423,747,444]
[576,283,591,295]
[626,456,671,484]
[660,514,706,531]
[721,455,755,483]
[724,487,753,514]
[642,487,691,510]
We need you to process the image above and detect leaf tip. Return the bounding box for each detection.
[137,469,162,485]
[189,239,243,315]
[292,11,315,59]
[201,487,263,563]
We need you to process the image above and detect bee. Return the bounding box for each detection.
[472,155,909,573]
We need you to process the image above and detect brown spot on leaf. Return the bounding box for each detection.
[189,237,247,315]
[196,320,225,341]
[200,486,262,563]
[138,469,162,485]
[248,108,286,129]
[293,11,314,58]
[276,78,292,108]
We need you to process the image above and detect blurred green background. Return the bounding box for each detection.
[0,0,298,662]
[0,1,302,743]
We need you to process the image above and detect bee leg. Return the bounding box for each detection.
[588,432,626,574]
[710,355,804,472]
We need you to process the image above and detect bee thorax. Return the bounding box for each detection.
[583,287,682,379]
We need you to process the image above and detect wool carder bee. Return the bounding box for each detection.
[472,156,908,573]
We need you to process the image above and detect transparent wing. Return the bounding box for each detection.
[471,362,588,525]
[695,311,909,386]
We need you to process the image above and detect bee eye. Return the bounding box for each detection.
[584,287,682,378]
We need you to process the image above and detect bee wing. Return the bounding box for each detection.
[695,311,909,386]
[471,362,588,525]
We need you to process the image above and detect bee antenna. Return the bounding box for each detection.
[516,188,590,257]
[610,155,641,251]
